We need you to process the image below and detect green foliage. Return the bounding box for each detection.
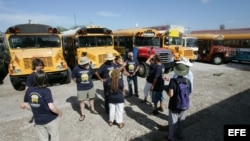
[220,24,225,30]
[56,26,68,32]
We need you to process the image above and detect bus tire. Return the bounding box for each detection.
[213,55,223,65]
[9,76,25,91]
[62,68,71,84]
[138,62,148,78]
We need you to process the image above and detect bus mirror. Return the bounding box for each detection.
[75,41,79,47]
[165,38,169,45]
[75,37,80,47]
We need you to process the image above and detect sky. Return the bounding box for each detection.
[0,0,250,33]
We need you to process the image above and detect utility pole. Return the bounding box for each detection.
[74,14,77,27]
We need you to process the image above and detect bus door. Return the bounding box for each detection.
[114,36,132,60]
[63,37,77,69]
[198,39,211,61]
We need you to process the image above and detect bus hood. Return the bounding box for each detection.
[83,47,119,55]
[12,48,63,59]
[79,47,120,69]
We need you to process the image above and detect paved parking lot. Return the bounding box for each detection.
[0,61,250,141]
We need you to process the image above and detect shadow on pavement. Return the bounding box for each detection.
[66,96,81,115]
[129,88,250,141]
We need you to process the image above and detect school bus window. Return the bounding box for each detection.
[151,37,160,46]
[96,36,112,46]
[213,40,223,46]
[79,36,95,47]
[197,40,203,46]
[186,38,197,47]
[9,35,60,48]
[38,36,60,47]
[135,37,160,46]
[79,36,112,47]
[242,39,249,46]
[114,37,126,46]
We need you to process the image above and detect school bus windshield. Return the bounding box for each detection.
[135,37,160,47]
[186,38,198,47]
[8,35,61,48]
[164,37,182,46]
[79,35,113,47]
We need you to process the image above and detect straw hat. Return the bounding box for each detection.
[176,57,193,67]
[105,53,115,61]
[79,57,90,65]
[174,63,189,76]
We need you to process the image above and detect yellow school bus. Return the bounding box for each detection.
[62,25,120,70]
[5,23,71,90]
[161,29,195,61]
[182,35,199,61]
[113,27,175,77]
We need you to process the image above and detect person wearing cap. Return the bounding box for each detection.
[95,53,116,114]
[72,56,98,121]
[124,51,140,97]
[173,57,194,91]
[165,63,192,141]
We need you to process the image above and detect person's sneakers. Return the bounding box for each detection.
[158,107,164,112]
[152,109,159,115]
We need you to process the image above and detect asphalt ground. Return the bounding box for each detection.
[0,61,250,141]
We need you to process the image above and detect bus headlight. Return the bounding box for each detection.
[13,69,22,74]
[56,65,64,70]
[91,64,97,69]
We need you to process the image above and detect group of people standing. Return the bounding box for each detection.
[94,51,140,128]
[20,51,193,141]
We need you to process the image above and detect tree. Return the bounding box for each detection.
[220,24,225,30]
[56,26,68,32]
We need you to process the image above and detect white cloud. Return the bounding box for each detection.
[96,11,120,17]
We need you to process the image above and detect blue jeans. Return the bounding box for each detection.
[168,109,186,141]
[127,75,138,95]
[152,91,163,103]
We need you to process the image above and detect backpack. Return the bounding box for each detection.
[174,78,191,110]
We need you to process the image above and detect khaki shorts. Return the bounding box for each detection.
[77,88,96,101]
